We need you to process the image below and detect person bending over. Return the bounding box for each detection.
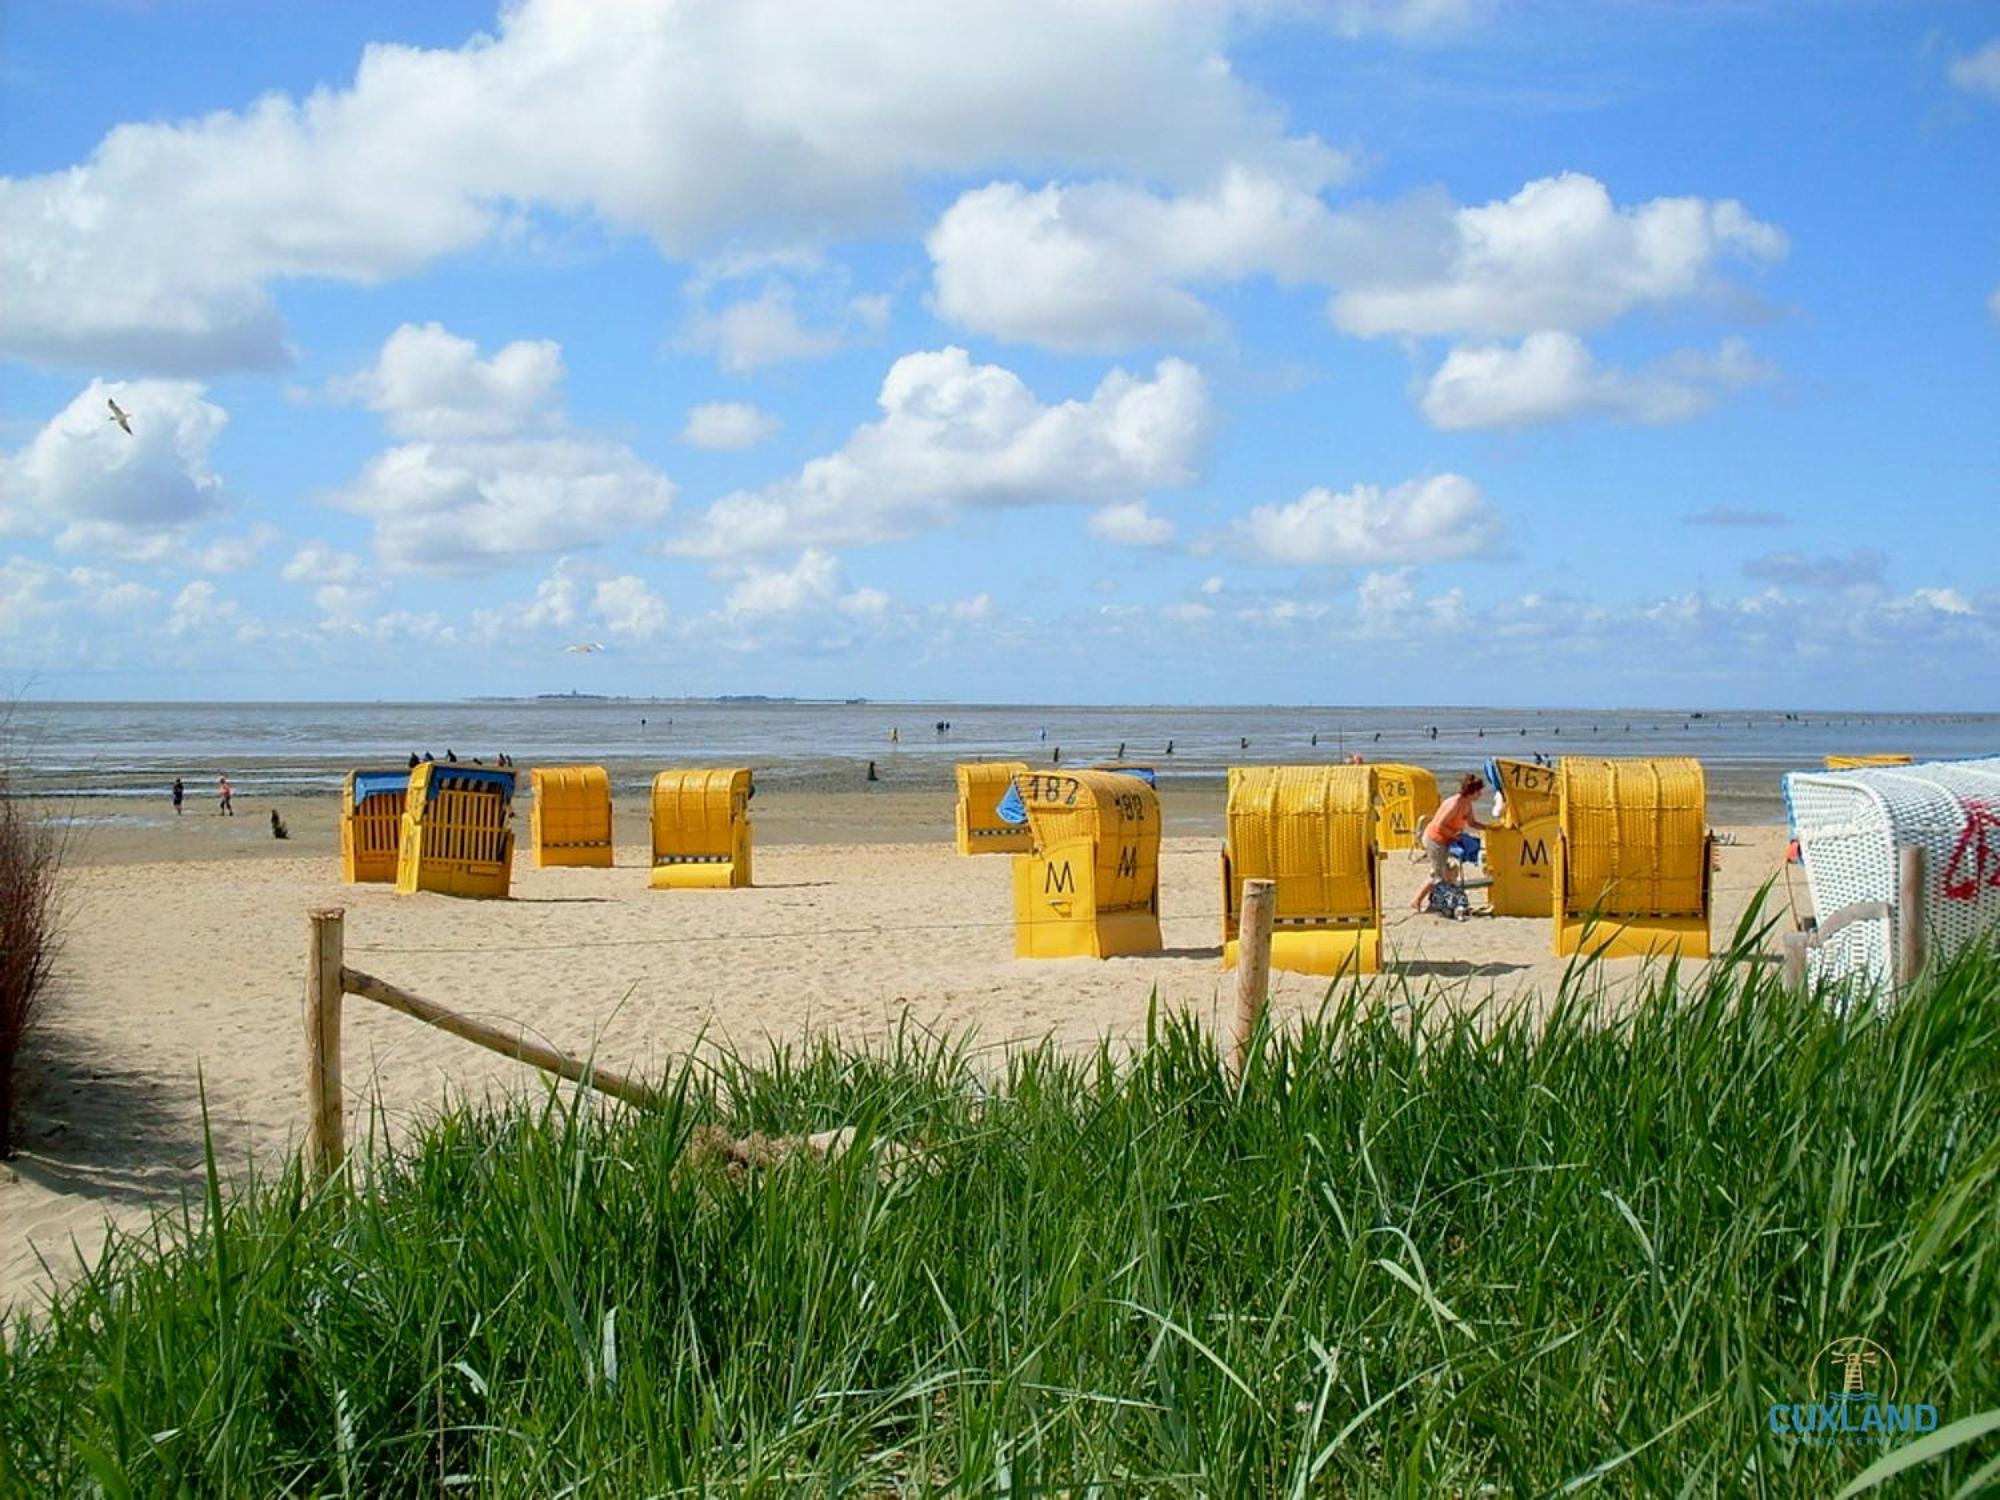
[1411,773,1487,912]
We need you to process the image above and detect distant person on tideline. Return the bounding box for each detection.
[172,777,184,815]
[1411,774,1487,912]
[217,774,234,816]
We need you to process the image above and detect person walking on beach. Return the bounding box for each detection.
[1411,773,1487,913]
[217,774,234,815]
[172,777,184,815]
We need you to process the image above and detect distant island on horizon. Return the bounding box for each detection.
[466,692,872,706]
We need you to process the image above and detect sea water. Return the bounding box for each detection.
[4,699,1993,824]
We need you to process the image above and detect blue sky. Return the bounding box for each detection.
[2,0,1995,707]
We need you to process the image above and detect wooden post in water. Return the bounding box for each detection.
[1896,844,1928,991]
[1229,879,1276,1084]
[304,908,346,1182]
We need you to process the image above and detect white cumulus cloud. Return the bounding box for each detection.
[1237,473,1504,566]
[332,322,564,439]
[681,401,781,450]
[2,379,229,557]
[927,167,1345,351]
[1948,38,2000,99]
[671,347,1208,557]
[327,324,673,574]
[1088,500,1176,548]
[926,169,1784,378]
[1328,173,1786,339]
[592,575,670,641]
[1420,332,1774,429]
[681,286,846,373]
[280,541,366,586]
[1,0,1334,372]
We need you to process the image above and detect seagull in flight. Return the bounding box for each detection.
[562,641,606,654]
[107,398,133,435]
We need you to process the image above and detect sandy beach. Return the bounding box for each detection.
[2,790,1797,1312]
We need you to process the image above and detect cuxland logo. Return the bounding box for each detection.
[1767,1337,1939,1447]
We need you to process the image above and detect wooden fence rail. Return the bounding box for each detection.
[303,908,654,1181]
[306,881,1284,1180]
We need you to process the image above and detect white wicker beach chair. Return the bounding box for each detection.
[1782,756,2000,1004]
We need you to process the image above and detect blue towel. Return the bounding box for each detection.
[1449,832,1481,863]
[995,782,1028,825]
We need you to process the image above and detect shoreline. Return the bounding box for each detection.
[35,768,1789,870]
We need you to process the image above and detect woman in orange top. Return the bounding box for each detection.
[1411,773,1487,913]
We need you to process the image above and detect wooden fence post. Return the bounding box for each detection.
[1230,878,1276,1084]
[1896,844,1927,992]
[1781,930,1807,992]
[305,907,346,1182]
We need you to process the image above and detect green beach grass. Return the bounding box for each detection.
[3,930,1996,1495]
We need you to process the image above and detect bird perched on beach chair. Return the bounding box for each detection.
[107,398,133,434]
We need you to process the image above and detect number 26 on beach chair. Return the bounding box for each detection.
[1010,770,1162,959]
[1221,765,1383,975]
[1373,763,1440,853]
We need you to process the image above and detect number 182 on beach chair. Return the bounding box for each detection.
[1010,770,1162,959]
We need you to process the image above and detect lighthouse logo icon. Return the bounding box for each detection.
[1816,1337,1896,1407]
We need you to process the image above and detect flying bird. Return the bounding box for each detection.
[107,398,133,435]
[562,642,606,654]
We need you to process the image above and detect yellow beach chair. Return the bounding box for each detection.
[1221,765,1382,975]
[650,768,753,889]
[395,764,517,899]
[530,765,614,868]
[1822,755,1913,769]
[1011,769,1162,959]
[1554,757,1711,959]
[1482,757,1560,917]
[954,761,1031,854]
[1373,763,1440,852]
[340,768,409,884]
